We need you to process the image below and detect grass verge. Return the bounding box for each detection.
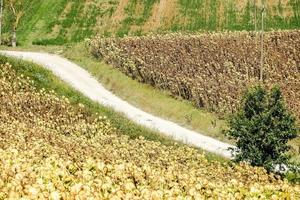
[62,43,231,143]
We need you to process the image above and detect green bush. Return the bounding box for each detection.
[225,85,298,172]
[286,171,300,184]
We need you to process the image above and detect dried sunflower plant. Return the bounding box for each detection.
[90,31,300,121]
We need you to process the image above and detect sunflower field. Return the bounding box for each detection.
[90,30,300,120]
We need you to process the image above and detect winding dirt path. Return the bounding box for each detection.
[1,51,235,158]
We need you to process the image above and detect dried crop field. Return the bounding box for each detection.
[90,30,300,120]
[1,60,300,198]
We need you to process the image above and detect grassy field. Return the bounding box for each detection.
[2,0,300,45]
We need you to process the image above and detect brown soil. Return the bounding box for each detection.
[143,0,178,31]
[111,0,129,23]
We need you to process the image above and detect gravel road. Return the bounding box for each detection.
[1,51,235,158]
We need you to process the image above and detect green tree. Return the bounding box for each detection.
[225,85,298,172]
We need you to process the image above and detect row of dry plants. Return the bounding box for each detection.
[90,30,300,120]
[1,60,300,199]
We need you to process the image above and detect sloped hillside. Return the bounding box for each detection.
[0,57,299,199]
[3,0,300,45]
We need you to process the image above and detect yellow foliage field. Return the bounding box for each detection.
[0,62,299,199]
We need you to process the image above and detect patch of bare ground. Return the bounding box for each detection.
[111,0,129,23]
[104,0,129,33]
[143,0,178,32]
[93,1,120,33]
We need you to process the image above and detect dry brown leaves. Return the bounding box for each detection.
[90,30,300,120]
